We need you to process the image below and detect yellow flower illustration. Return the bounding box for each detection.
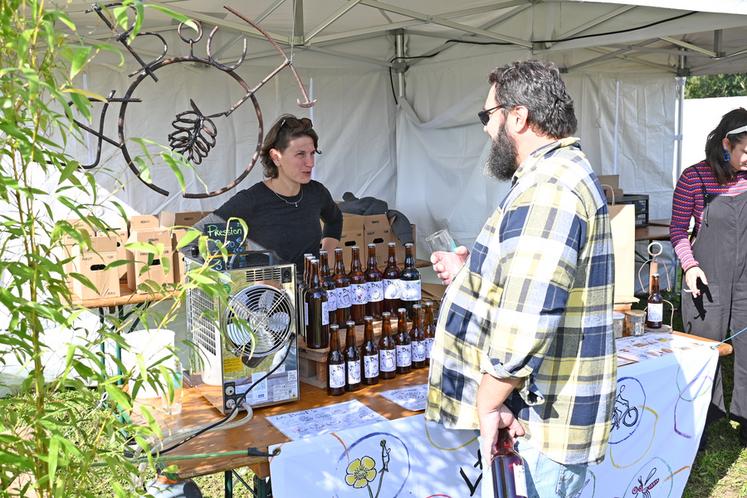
[345,456,378,489]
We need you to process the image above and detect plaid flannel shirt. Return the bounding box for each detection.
[426,138,616,465]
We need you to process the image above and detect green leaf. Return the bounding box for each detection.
[104,384,132,412]
[48,436,60,486]
[162,151,186,191]
[69,46,92,80]
[175,229,200,250]
[144,4,197,29]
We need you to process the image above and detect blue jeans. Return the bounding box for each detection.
[513,438,588,498]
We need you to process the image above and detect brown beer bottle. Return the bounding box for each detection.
[394,308,412,374]
[304,259,329,349]
[423,300,436,366]
[364,244,384,319]
[382,242,401,314]
[646,273,663,329]
[348,246,367,325]
[399,243,421,319]
[333,248,352,327]
[361,316,379,385]
[378,311,397,379]
[344,320,361,391]
[327,324,345,396]
[320,250,338,327]
[409,304,426,368]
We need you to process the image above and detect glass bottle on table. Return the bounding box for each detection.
[364,244,384,319]
[378,311,397,380]
[399,243,421,319]
[348,246,367,325]
[344,319,361,391]
[646,273,663,329]
[320,250,338,327]
[394,307,412,374]
[333,248,351,327]
[327,324,345,396]
[409,304,427,369]
[305,259,329,349]
[423,300,436,365]
[382,242,401,315]
[361,316,379,385]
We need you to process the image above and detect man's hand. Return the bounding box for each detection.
[479,405,526,462]
[684,266,708,298]
[430,245,470,285]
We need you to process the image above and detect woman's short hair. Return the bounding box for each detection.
[705,107,747,184]
[260,114,319,178]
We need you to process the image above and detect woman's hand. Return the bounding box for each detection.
[685,266,708,298]
[430,246,470,285]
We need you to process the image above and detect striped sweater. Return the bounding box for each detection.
[670,160,747,270]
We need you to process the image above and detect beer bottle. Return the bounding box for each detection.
[344,320,361,391]
[491,428,529,498]
[327,324,345,396]
[348,246,367,325]
[646,273,663,329]
[410,304,427,369]
[300,253,313,331]
[333,248,352,327]
[305,259,329,349]
[399,243,421,319]
[382,242,401,315]
[394,308,412,374]
[361,316,379,385]
[378,311,397,380]
[364,244,384,319]
[320,250,338,327]
[423,300,436,365]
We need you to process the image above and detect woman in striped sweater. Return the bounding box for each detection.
[670,107,747,446]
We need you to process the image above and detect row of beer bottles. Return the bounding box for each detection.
[301,242,420,348]
[327,305,436,395]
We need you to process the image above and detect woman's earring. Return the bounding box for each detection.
[723,149,731,162]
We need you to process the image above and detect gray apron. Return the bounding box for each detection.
[681,189,747,424]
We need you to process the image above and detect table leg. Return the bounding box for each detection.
[224,470,233,498]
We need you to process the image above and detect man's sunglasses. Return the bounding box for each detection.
[478,105,504,126]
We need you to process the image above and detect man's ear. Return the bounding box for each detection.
[508,106,530,134]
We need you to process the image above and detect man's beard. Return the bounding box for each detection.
[486,123,519,181]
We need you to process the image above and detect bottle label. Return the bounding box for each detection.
[326,288,338,312]
[351,283,368,305]
[425,338,434,359]
[379,349,396,372]
[400,279,421,301]
[367,281,384,302]
[321,301,329,326]
[304,302,308,325]
[513,460,528,498]
[412,340,426,362]
[383,278,400,299]
[364,354,379,379]
[337,286,352,309]
[648,302,663,323]
[396,345,411,367]
[329,363,345,389]
[347,360,361,384]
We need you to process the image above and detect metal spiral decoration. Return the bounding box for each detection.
[168,100,217,165]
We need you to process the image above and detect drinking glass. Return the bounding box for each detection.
[426,229,457,253]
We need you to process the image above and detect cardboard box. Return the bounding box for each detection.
[599,175,624,204]
[339,214,366,268]
[126,228,175,292]
[72,236,120,300]
[610,204,636,304]
[614,194,649,228]
[129,214,159,232]
[363,214,391,263]
[98,227,128,278]
[158,211,209,228]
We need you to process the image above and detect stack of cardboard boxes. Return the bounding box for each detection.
[337,213,415,268]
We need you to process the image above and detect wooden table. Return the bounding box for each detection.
[635,224,670,241]
[73,281,179,309]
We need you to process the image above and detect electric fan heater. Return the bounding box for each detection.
[186,260,299,413]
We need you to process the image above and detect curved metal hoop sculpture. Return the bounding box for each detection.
[76,4,315,198]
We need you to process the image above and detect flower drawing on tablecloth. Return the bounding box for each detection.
[344,440,391,496]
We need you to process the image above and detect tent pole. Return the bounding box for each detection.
[675,49,687,180]
[395,29,406,100]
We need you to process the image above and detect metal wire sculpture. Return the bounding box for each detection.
[74,3,315,198]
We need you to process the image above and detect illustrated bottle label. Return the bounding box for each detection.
[412,340,426,362]
[347,361,361,384]
[329,364,345,389]
[337,286,352,308]
[350,283,368,305]
[379,349,396,372]
[321,301,330,326]
[326,289,338,312]
[648,303,663,323]
[367,281,384,302]
[396,344,411,367]
[425,338,434,359]
[400,280,421,301]
[383,279,401,299]
[364,355,379,378]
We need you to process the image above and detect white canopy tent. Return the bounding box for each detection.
[61,0,747,250]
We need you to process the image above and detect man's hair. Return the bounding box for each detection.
[488,60,577,139]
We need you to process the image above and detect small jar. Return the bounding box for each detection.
[612,311,625,339]
[624,310,646,337]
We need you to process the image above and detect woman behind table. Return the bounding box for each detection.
[198,114,342,270]
[670,107,747,446]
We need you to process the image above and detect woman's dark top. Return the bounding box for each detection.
[214,180,343,270]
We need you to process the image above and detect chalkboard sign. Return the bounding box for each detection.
[203,220,247,270]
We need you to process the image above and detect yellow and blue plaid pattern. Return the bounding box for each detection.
[426,138,616,465]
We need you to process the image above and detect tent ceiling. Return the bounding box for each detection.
[63,0,747,75]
